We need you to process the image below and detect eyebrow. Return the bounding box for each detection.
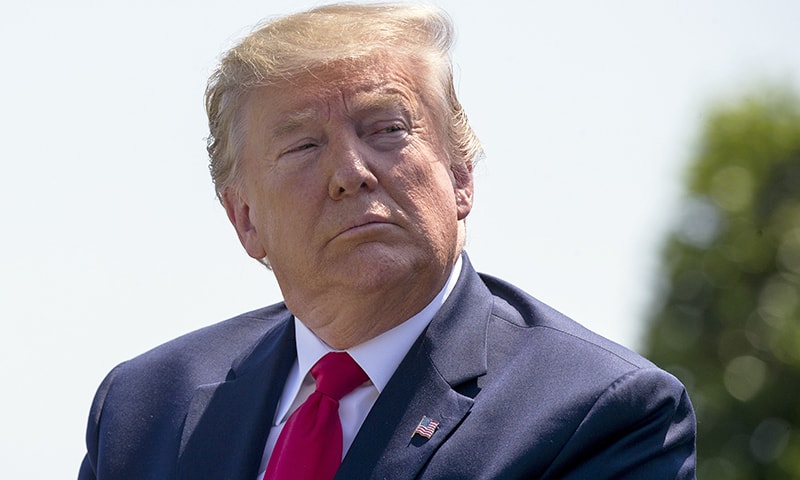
[349,91,411,116]
[271,109,319,139]
[268,90,413,140]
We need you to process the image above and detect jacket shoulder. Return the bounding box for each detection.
[114,302,291,391]
[81,303,292,479]
[429,270,695,478]
[480,271,654,369]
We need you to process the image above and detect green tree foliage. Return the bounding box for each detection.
[643,87,800,479]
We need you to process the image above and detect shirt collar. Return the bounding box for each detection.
[351,255,462,391]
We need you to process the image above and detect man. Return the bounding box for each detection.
[79,3,696,479]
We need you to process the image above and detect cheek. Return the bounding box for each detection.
[249,167,316,216]
[243,181,286,243]
[258,178,329,246]
[393,158,459,221]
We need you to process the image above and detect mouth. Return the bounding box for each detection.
[343,218,390,234]
[334,214,395,240]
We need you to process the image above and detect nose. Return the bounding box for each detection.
[326,134,378,199]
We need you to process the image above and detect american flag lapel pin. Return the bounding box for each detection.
[412,415,440,439]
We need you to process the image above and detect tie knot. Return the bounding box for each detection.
[310,352,368,400]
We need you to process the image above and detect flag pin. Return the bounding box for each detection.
[412,415,440,439]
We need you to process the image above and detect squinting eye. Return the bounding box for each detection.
[380,124,405,134]
[291,143,316,152]
[279,142,318,160]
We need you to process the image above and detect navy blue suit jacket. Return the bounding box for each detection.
[79,255,696,479]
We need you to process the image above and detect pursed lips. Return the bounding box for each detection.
[334,213,395,240]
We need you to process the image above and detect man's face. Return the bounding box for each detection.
[223,57,473,319]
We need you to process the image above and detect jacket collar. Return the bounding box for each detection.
[175,253,491,480]
[336,253,492,479]
[177,314,295,480]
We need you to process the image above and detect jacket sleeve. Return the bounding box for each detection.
[543,367,696,480]
[77,364,123,480]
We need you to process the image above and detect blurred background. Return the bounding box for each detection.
[1,1,799,478]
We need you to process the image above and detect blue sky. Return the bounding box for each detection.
[2,1,799,476]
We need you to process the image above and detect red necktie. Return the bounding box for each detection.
[264,352,368,480]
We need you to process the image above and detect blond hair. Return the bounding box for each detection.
[205,3,483,198]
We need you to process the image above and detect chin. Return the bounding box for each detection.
[339,245,434,284]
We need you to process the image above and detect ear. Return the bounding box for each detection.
[221,188,268,260]
[452,161,474,221]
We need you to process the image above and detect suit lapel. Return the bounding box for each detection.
[337,255,492,479]
[177,316,296,480]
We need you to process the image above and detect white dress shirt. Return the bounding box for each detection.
[255,256,462,479]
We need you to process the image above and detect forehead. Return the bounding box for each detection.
[244,56,433,123]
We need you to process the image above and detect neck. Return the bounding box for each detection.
[288,255,459,350]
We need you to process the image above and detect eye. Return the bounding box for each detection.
[365,120,409,151]
[370,122,408,138]
[279,141,318,158]
[378,124,406,134]
[292,142,317,152]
